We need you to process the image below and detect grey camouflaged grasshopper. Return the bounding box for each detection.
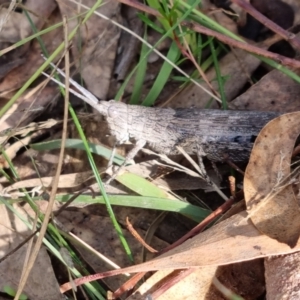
[43,66,280,177]
[95,100,279,162]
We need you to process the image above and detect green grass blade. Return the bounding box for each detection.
[116,172,171,198]
[209,38,227,109]
[56,194,210,222]
[142,40,180,106]
[130,30,149,104]
[31,139,125,166]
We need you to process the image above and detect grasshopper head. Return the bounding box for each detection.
[96,100,129,144]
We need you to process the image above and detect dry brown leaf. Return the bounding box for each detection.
[57,0,121,99]
[0,58,25,80]
[231,68,300,112]
[0,0,59,97]
[0,135,32,169]
[0,205,61,299]
[133,212,300,270]
[0,48,52,96]
[62,211,300,294]
[0,0,57,43]
[0,86,59,133]
[0,10,63,95]
[244,112,300,247]
[0,9,29,43]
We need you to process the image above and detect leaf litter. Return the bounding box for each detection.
[1,0,300,299]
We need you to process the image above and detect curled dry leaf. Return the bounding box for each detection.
[0,135,32,169]
[244,112,300,247]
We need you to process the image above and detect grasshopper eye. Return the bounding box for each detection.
[107,106,119,118]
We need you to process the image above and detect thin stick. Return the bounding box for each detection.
[14,17,71,299]
[126,217,158,253]
[159,197,235,254]
[231,0,300,50]
[184,22,300,69]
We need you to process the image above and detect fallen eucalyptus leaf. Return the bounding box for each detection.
[60,211,300,293]
[244,112,300,247]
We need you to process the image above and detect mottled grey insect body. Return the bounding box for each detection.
[96,100,280,162]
